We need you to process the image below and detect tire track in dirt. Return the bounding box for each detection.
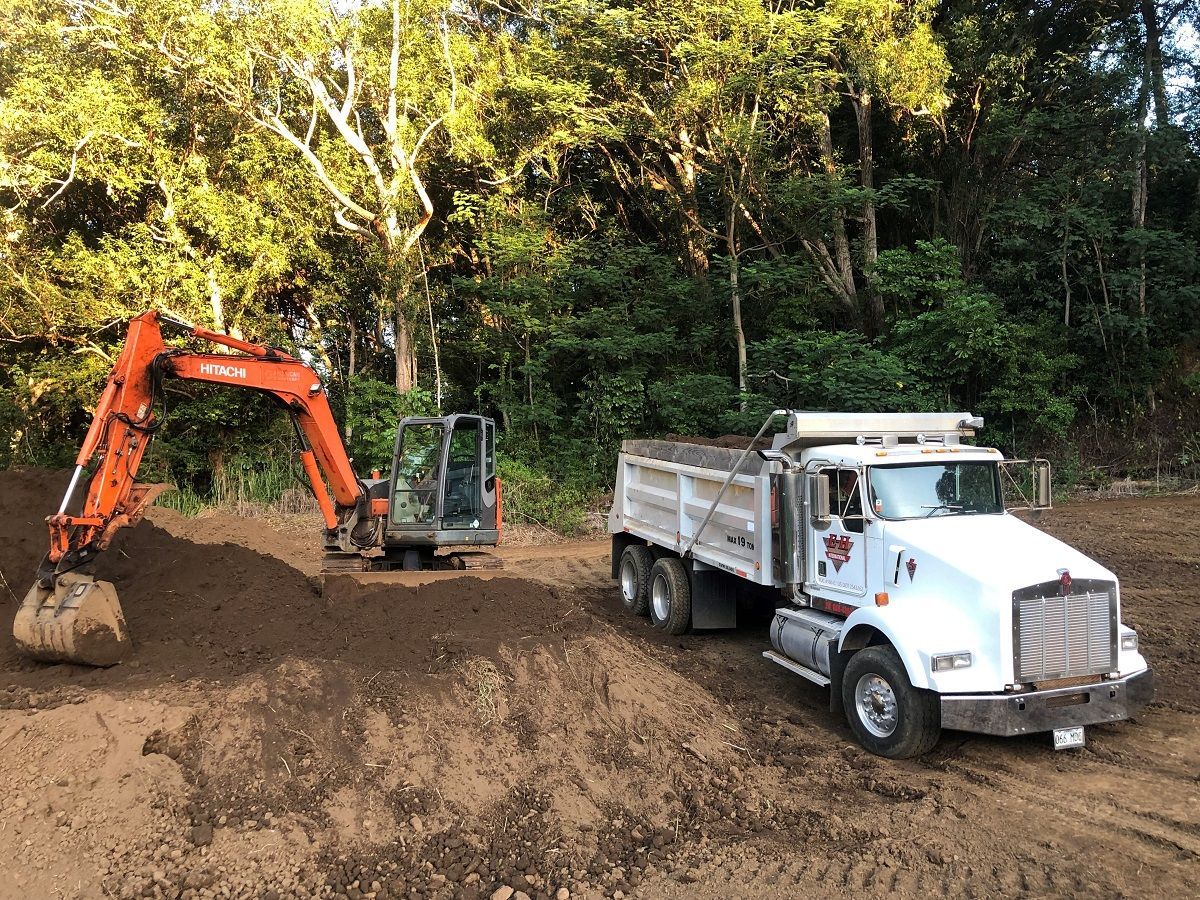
[935,754,1200,858]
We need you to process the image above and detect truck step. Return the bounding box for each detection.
[762,650,831,687]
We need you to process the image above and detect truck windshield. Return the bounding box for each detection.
[869,462,1002,519]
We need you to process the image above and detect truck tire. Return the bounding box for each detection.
[648,557,691,635]
[619,545,653,616]
[841,646,940,759]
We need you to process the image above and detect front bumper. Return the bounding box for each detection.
[939,668,1154,737]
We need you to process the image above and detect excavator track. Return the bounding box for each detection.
[320,550,504,578]
[320,552,373,574]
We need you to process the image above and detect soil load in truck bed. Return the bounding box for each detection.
[0,466,1197,899]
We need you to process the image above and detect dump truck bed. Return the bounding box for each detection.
[608,440,775,586]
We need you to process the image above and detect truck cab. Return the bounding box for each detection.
[609,411,1153,758]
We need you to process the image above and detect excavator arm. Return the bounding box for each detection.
[16,310,378,666]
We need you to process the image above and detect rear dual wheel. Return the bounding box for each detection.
[619,545,653,616]
[648,557,692,635]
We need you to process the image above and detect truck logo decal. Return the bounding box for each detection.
[907,557,917,581]
[199,362,247,379]
[823,534,854,572]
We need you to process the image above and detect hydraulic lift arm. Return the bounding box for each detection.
[16,309,378,666]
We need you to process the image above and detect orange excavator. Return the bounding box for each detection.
[15,310,501,666]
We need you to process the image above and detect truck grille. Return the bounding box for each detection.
[1013,581,1116,682]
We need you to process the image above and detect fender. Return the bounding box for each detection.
[838,607,934,690]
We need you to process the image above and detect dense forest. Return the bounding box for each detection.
[1,0,1198,527]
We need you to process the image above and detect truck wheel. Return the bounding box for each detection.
[619,545,653,616]
[841,646,940,759]
[648,557,691,635]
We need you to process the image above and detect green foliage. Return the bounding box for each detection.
[648,374,742,436]
[495,455,594,536]
[889,288,1079,437]
[344,378,438,474]
[744,331,931,417]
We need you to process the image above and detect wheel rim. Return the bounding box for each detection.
[651,572,671,622]
[620,557,637,603]
[855,673,899,738]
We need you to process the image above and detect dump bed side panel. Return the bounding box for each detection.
[609,452,775,587]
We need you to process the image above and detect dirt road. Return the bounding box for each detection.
[0,467,1196,899]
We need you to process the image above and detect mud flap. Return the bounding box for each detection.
[687,561,737,630]
[13,572,130,666]
[828,648,849,716]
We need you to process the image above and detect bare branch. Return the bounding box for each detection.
[410,116,444,166]
[40,132,93,209]
[334,206,374,239]
[400,165,434,254]
[800,238,856,311]
[340,43,357,122]
[386,0,399,149]
[305,71,389,205]
[254,110,376,222]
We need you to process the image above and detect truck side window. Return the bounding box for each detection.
[832,468,865,533]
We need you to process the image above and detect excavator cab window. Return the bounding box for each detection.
[484,420,496,487]
[392,422,443,525]
[442,418,483,528]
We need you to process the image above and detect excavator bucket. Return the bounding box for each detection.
[13,572,130,666]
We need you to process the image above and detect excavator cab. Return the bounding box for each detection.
[381,414,500,569]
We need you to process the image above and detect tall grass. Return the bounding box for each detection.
[155,457,317,518]
[154,452,608,535]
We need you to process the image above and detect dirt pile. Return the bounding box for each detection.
[661,434,770,450]
[0,468,590,683]
[0,468,748,900]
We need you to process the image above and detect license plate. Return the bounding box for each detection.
[1052,726,1085,750]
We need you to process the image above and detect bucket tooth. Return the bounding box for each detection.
[13,573,130,666]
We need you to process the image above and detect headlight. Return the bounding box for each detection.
[932,652,972,672]
[1120,631,1139,652]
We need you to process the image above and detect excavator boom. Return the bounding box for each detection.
[15,310,373,666]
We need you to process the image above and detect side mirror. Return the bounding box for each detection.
[1033,459,1052,509]
[810,472,831,523]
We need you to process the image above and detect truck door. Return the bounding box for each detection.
[810,467,868,598]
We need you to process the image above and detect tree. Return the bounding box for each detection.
[77,0,510,393]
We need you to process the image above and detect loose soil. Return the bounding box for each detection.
[0,466,1196,899]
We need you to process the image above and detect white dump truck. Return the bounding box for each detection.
[608,411,1153,758]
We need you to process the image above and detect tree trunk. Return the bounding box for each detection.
[301,302,336,376]
[1132,37,1154,412]
[1141,0,1170,128]
[727,210,747,410]
[207,267,226,338]
[853,92,884,333]
[346,320,356,443]
[394,280,417,394]
[668,130,712,303]
[524,333,538,445]
[819,111,856,304]
[206,267,248,346]
[1061,228,1072,327]
[418,242,442,413]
